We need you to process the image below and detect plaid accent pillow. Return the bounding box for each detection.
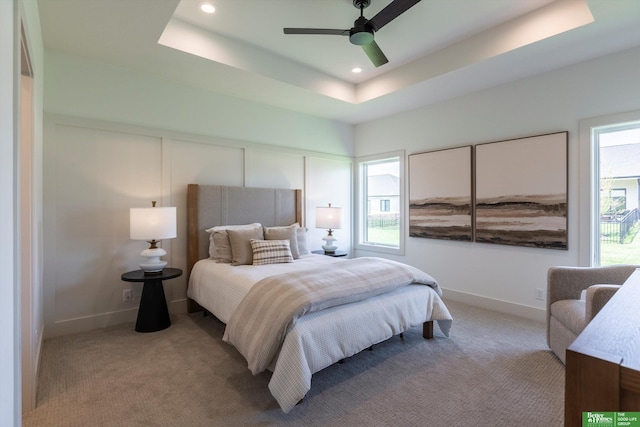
[250,239,294,265]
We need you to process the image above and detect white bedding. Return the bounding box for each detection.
[187,254,452,413]
[188,254,341,323]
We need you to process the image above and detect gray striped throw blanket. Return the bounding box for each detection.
[222,257,442,375]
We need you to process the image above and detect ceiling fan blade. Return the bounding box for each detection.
[283,28,349,36]
[368,0,422,31]
[362,40,388,67]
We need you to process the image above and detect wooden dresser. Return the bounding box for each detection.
[565,268,640,426]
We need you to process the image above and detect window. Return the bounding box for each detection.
[600,188,626,215]
[589,120,640,266]
[355,151,404,255]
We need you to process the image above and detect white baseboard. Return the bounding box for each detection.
[44,293,545,337]
[29,325,45,411]
[35,323,44,380]
[442,288,546,323]
[23,325,46,413]
[44,299,188,338]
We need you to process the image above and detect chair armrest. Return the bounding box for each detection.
[546,265,637,349]
[585,284,621,322]
[547,265,637,307]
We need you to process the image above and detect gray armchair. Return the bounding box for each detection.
[547,265,638,364]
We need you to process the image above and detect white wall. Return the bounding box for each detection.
[42,52,354,337]
[0,1,19,423]
[612,178,639,211]
[40,23,640,334]
[1,0,44,423]
[44,50,354,158]
[19,0,44,413]
[354,46,640,321]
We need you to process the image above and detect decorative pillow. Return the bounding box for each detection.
[263,224,300,259]
[296,227,310,255]
[205,223,261,262]
[207,232,217,259]
[227,227,265,266]
[250,239,294,265]
[212,231,233,263]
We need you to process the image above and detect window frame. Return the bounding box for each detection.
[354,150,405,256]
[579,110,640,266]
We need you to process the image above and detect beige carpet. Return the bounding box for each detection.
[23,300,564,426]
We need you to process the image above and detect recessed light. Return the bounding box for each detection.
[352,67,362,73]
[199,1,216,14]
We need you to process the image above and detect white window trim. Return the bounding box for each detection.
[578,110,640,266]
[354,150,405,256]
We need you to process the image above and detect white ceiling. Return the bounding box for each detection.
[38,0,640,124]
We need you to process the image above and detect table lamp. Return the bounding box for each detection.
[316,203,343,254]
[130,201,177,274]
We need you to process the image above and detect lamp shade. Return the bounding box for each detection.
[130,207,177,241]
[316,205,343,230]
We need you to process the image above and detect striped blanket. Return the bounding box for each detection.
[222,257,443,375]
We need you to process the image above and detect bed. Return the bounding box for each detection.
[186,184,453,413]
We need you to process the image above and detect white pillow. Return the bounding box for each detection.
[204,222,262,234]
[204,223,261,262]
[250,239,294,265]
[296,227,310,255]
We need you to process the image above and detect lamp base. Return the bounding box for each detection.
[322,234,338,254]
[142,269,164,276]
[139,247,167,273]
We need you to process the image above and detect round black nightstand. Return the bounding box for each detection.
[311,250,348,257]
[121,268,182,333]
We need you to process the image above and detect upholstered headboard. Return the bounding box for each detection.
[186,184,302,311]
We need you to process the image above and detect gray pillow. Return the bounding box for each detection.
[207,232,218,259]
[212,231,233,263]
[264,224,300,259]
[205,223,261,262]
[227,227,265,265]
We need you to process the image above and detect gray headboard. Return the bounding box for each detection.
[187,183,302,274]
[186,184,302,312]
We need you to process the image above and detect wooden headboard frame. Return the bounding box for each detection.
[186,184,302,312]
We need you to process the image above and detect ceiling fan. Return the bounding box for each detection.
[283,0,422,68]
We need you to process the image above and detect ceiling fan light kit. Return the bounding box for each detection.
[349,17,374,46]
[283,0,421,68]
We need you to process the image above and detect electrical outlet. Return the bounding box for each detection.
[123,289,132,302]
[536,288,545,301]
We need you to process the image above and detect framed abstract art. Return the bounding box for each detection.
[409,146,473,241]
[474,132,568,249]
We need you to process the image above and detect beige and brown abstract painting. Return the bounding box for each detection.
[409,146,473,241]
[475,132,568,249]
